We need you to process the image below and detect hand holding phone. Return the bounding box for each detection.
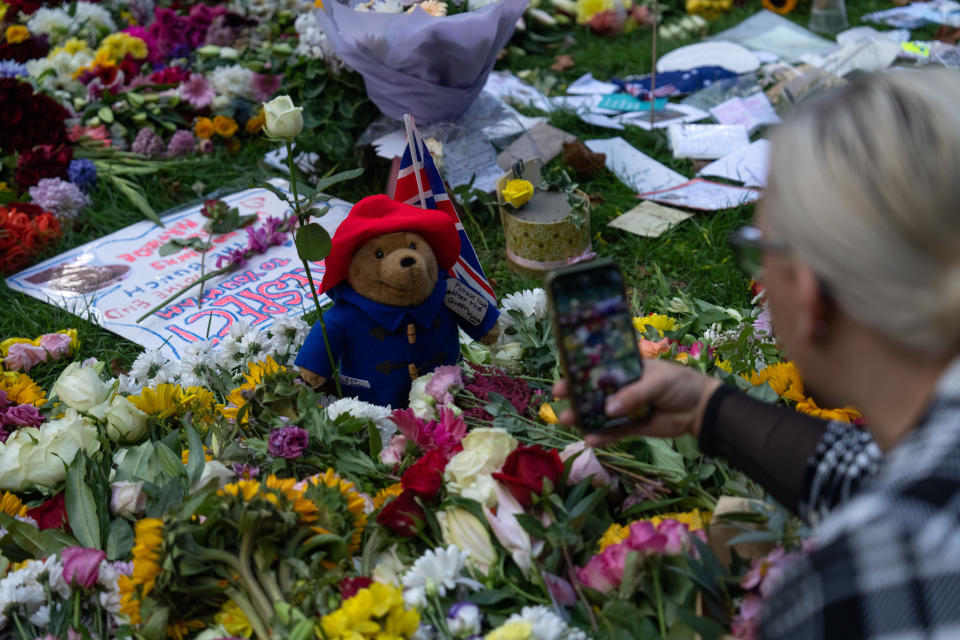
[545,260,647,432]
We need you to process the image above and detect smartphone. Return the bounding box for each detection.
[545,260,646,432]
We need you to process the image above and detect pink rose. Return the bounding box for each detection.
[543,572,577,606]
[61,546,106,588]
[0,404,44,427]
[380,434,407,465]
[560,441,618,489]
[626,521,667,555]
[657,519,691,555]
[39,332,72,358]
[576,552,618,593]
[4,343,47,371]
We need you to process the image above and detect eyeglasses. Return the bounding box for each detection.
[729,225,791,278]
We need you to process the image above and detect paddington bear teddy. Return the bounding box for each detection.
[295,194,500,408]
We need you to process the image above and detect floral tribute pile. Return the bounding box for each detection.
[0,275,861,640]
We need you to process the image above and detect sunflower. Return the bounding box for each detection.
[306,469,369,553]
[127,384,182,420]
[744,361,806,403]
[214,600,253,638]
[166,619,205,640]
[0,372,46,407]
[0,491,27,517]
[178,386,218,423]
[795,397,862,423]
[633,314,678,338]
[119,518,165,624]
[762,0,796,14]
[219,356,284,424]
[373,483,403,511]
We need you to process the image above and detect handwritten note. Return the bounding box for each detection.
[585,137,688,195]
[710,92,780,132]
[696,139,771,188]
[668,124,750,159]
[639,178,761,211]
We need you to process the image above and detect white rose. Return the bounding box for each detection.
[371,545,404,586]
[263,95,304,139]
[0,429,30,490]
[462,428,517,468]
[52,361,110,412]
[445,449,489,486]
[458,473,499,508]
[110,480,146,518]
[19,410,100,489]
[408,373,437,421]
[103,396,148,444]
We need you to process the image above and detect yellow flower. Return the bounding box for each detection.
[0,492,27,518]
[315,0,324,6]
[538,402,559,425]
[57,38,90,56]
[795,397,861,423]
[72,48,116,78]
[649,509,709,531]
[0,182,10,192]
[501,179,534,208]
[119,517,165,624]
[714,358,733,373]
[214,115,239,138]
[97,33,148,62]
[486,620,533,640]
[307,468,368,551]
[597,522,630,552]
[221,479,260,502]
[195,117,215,140]
[321,582,417,640]
[373,483,404,510]
[0,372,46,407]
[127,384,181,419]
[575,0,613,23]
[633,313,678,338]
[214,600,253,638]
[245,110,265,134]
[166,620,204,640]
[744,361,805,403]
[5,25,29,45]
[220,356,284,423]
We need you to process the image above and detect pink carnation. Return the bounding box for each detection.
[425,365,463,405]
[39,332,71,358]
[4,343,47,371]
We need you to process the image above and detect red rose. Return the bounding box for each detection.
[15,144,73,189]
[26,492,71,532]
[492,444,565,507]
[340,576,373,599]
[401,449,448,500]
[376,490,425,538]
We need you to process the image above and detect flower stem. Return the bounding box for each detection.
[73,588,81,630]
[652,566,666,639]
[226,585,272,640]
[562,544,598,632]
[136,265,232,323]
[232,534,277,626]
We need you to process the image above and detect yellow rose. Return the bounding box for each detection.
[194,117,215,140]
[5,25,29,45]
[501,179,534,208]
[213,115,239,138]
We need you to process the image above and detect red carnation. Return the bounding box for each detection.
[26,492,71,532]
[340,576,373,599]
[15,144,73,189]
[401,449,448,500]
[376,490,426,538]
[492,444,565,508]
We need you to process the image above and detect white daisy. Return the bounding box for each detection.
[26,8,73,44]
[128,349,177,385]
[401,545,482,609]
[500,288,547,321]
[325,397,395,442]
[73,2,118,36]
[179,340,217,387]
[507,606,588,640]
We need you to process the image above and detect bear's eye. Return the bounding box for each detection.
[375,249,384,259]
[409,243,416,250]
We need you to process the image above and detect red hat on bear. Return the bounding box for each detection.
[320,194,461,293]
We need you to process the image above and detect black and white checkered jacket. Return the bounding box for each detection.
[762,357,960,639]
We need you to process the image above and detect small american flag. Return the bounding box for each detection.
[623,83,677,100]
[394,115,497,305]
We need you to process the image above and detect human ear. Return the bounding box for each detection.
[795,265,833,344]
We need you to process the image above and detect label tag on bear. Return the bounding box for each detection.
[444,277,487,326]
[338,374,371,390]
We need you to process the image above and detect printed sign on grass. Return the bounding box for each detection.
[5,179,351,360]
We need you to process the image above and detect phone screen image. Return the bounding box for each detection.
[550,265,644,432]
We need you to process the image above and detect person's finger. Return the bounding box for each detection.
[604,377,657,417]
[552,379,569,398]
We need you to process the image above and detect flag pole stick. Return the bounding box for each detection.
[650,0,659,129]
[403,114,429,209]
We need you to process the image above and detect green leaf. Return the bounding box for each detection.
[106,518,135,560]
[0,513,70,557]
[116,441,158,482]
[258,180,291,205]
[295,222,332,262]
[644,437,687,479]
[514,513,547,539]
[468,589,515,606]
[294,181,316,199]
[65,456,102,549]
[674,605,728,640]
[156,442,186,479]
[158,237,207,257]
[97,105,114,124]
[112,175,162,226]
[313,167,364,194]
[185,424,206,489]
[367,419,382,460]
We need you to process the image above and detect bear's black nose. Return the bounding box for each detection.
[400,257,416,267]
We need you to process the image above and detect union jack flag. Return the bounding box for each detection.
[394,115,497,305]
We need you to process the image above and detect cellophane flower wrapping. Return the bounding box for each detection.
[313,0,528,123]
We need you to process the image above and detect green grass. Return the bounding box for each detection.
[0,0,898,377]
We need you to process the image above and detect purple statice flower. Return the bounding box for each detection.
[0,404,44,428]
[215,246,248,270]
[267,425,309,459]
[131,128,165,157]
[28,178,91,220]
[67,158,97,193]
[179,73,214,109]
[0,60,28,79]
[166,130,197,157]
[231,462,260,480]
[215,217,293,269]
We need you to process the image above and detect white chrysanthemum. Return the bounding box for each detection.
[45,556,71,599]
[26,8,73,44]
[232,0,308,19]
[210,64,256,101]
[73,2,118,37]
[27,51,90,100]
[325,397,395,442]
[28,604,50,627]
[500,288,547,322]
[179,340,217,387]
[401,545,482,609]
[128,349,177,385]
[294,13,343,71]
[370,0,404,12]
[507,606,588,640]
[267,313,309,362]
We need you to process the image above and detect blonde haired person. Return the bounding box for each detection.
[556,70,960,639]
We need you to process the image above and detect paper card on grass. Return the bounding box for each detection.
[639,178,761,211]
[597,94,667,112]
[618,103,710,130]
[567,72,619,95]
[579,112,626,130]
[668,124,750,159]
[710,92,780,132]
[608,201,693,238]
[6,179,352,361]
[483,71,554,112]
[697,139,770,188]
[708,10,835,62]
[585,137,688,194]
[497,122,576,171]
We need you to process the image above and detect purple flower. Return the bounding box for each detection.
[0,404,44,428]
[0,426,10,444]
[216,246,248,270]
[61,546,107,589]
[166,129,197,157]
[28,178,91,220]
[0,390,9,410]
[425,365,463,405]
[179,73,214,109]
[231,462,260,479]
[0,60,29,79]
[67,158,97,193]
[268,425,309,459]
[131,128,165,157]
[252,73,283,102]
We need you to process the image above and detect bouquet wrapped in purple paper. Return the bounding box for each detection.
[314,0,528,123]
